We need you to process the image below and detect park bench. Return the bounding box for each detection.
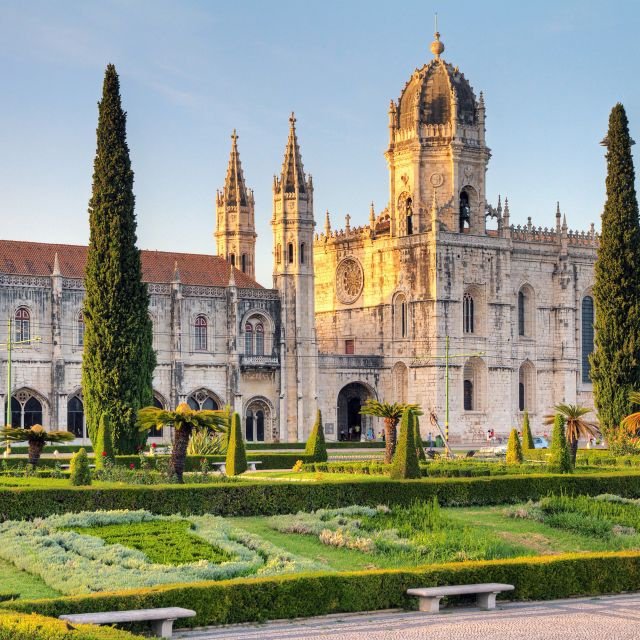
[247,460,262,471]
[60,607,195,638]
[209,461,262,473]
[407,583,514,613]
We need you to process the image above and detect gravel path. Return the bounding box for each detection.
[175,593,640,639]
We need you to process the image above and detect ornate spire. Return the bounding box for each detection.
[430,15,445,60]
[324,210,332,235]
[172,260,181,283]
[223,129,249,207]
[369,202,376,229]
[52,252,60,276]
[556,201,562,233]
[280,112,306,194]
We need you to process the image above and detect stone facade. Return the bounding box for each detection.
[0,32,598,444]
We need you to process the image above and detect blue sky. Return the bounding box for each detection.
[1,0,638,286]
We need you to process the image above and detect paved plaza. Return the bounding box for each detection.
[175,593,640,640]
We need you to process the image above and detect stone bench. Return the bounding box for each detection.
[407,583,514,613]
[209,461,262,473]
[60,607,195,638]
[247,460,262,471]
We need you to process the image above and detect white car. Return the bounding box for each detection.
[533,436,549,449]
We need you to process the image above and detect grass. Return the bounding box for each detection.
[0,559,61,601]
[70,519,232,565]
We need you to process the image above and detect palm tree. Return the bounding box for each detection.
[544,404,599,465]
[0,425,74,468]
[138,402,228,482]
[360,400,419,463]
[620,391,640,438]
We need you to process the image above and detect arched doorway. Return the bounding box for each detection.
[337,382,374,441]
[244,398,272,442]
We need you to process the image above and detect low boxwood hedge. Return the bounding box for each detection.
[6,552,640,629]
[3,472,640,521]
[0,609,143,639]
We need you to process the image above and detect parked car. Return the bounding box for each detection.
[533,436,549,449]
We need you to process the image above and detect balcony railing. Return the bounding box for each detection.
[319,354,383,370]
[240,354,279,369]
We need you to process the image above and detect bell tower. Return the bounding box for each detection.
[272,113,317,441]
[215,130,256,277]
[385,31,491,235]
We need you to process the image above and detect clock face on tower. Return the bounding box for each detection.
[335,257,364,304]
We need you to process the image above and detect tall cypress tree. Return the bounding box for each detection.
[591,104,640,438]
[82,64,155,454]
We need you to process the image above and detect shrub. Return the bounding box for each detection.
[522,411,534,450]
[548,414,572,473]
[414,415,427,462]
[0,610,143,639]
[505,429,523,464]
[94,414,114,471]
[226,412,247,476]
[69,448,91,486]
[304,410,328,462]
[8,552,640,629]
[390,409,420,480]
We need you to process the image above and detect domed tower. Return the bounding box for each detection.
[385,31,490,236]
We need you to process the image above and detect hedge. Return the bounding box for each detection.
[0,610,143,639]
[1,453,310,471]
[524,449,640,467]
[6,552,640,629]
[4,472,640,521]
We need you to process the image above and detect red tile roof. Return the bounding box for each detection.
[0,240,263,289]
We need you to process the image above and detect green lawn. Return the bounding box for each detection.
[0,559,61,600]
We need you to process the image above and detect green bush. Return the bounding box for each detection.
[94,414,114,471]
[548,414,572,473]
[69,449,91,486]
[5,473,640,521]
[7,552,640,629]
[390,409,420,479]
[414,415,427,462]
[225,413,247,476]
[0,610,143,639]
[522,411,534,450]
[304,410,328,462]
[505,429,523,464]
[302,461,390,475]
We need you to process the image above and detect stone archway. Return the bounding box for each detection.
[337,382,375,442]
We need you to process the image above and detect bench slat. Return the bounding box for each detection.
[60,607,195,624]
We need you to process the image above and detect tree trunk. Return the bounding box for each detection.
[28,440,45,468]
[384,418,397,464]
[170,425,192,483]
[569,435,579,467]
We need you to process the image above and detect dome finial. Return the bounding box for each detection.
[430,13,445,60]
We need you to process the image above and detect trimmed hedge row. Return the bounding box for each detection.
[0,610,143,639]
[524,449,640,467]
[4,472,640,521]
[6,552,640,628]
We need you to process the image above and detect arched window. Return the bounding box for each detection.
[300,243,305,264]
[394,295,409,339]
[463,293,474,334]
[276,244,282,264]
[77,312,85,347]
[582,296,594,383]
[518,291,525,336]
[406,197,413,235]
[241,254,247,273]
[519,361,536,412]
[464,380,473,411]
[194,315,207,351]
[5,390,43,428]
[67,396,84,438]
[245,323,253,355]
[255,323,264,356]
[229,254,236,267]
[459,191,471,232]
[288,243,294,264]
[15,308,30,343]
[245,399,270,442]
[187,389,219,411]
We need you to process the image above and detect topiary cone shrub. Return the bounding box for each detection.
[70,448,92,485]
[94,413,114,470]
[548,414,572,474]
[505,428,523,464]
[413,415,427,462]
[390,408,421,479]
[304,410,328,462]
[522,411,534,450]
[225,412,247,476]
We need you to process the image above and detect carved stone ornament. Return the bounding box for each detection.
[430,173,444,187]
[335,257,364,304]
